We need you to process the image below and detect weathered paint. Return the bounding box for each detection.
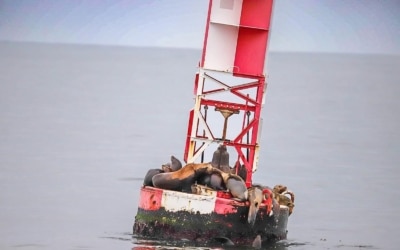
[137,187,162,211]
[161,189,216,214]
[133,186,289,246]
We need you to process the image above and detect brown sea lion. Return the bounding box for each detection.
[273,184,287,194]
[152,162,248,200]
[152,163,215,193]
[272,184,295,215]
[275,192,295,215]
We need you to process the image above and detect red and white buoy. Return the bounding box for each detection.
[133,1,294,247]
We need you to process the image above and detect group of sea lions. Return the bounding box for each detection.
[246,184,295,226]
[143,155,248,201]
[211,145,248,181]
[142,145,295,225]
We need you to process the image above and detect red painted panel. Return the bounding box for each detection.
[262,188,273,215]
[138,187,163,211]
[233,28,268,77]
[214,196,243,214]
[240,0,273,29]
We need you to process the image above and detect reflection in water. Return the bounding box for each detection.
[130,237,379,250]
[129,236,310,250]
[11,244,48,248]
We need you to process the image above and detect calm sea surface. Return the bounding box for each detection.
[0,42,399,250]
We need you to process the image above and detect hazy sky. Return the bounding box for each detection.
[0,0,399,54]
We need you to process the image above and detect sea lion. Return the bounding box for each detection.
[247,185,264,226]
[235,163,247,182]
[273,184,287,194]
[247,185,276,225]
[143,169,164,187]
[161,155,182,172]
[224,174,248,201]
[275,192,295,215]
[207,171,248,200]
[152,163,215,193]
[197,172,226,190]
[152,162,248,199]
[272,184,295,215]
[211,145,231,173]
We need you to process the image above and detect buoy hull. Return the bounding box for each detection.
[133,186,288,246]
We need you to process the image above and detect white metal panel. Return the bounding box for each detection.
[161,190,216,214]
[210,0,243,26]
[203,24,238,72]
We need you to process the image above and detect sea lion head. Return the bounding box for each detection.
[247,186,263,225]
[236,164,247,182]
[161,163,173,172]
[273,184,287,194]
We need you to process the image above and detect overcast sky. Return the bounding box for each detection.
[0,0,399,54]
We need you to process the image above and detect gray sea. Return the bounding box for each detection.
[0,42,399,250]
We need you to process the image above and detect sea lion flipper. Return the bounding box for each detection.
[170,155,182,171]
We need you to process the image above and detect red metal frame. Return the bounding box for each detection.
[184,73,266,186]
[184,0,273,187]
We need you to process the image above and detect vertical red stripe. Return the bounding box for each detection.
[233,0,273,77]
[240,0,273,29]
[233,29,268,77]
[200,0,213,67]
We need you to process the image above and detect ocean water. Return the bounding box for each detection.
[0,42,399,250]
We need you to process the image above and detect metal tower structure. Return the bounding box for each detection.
[184,0,274,187]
